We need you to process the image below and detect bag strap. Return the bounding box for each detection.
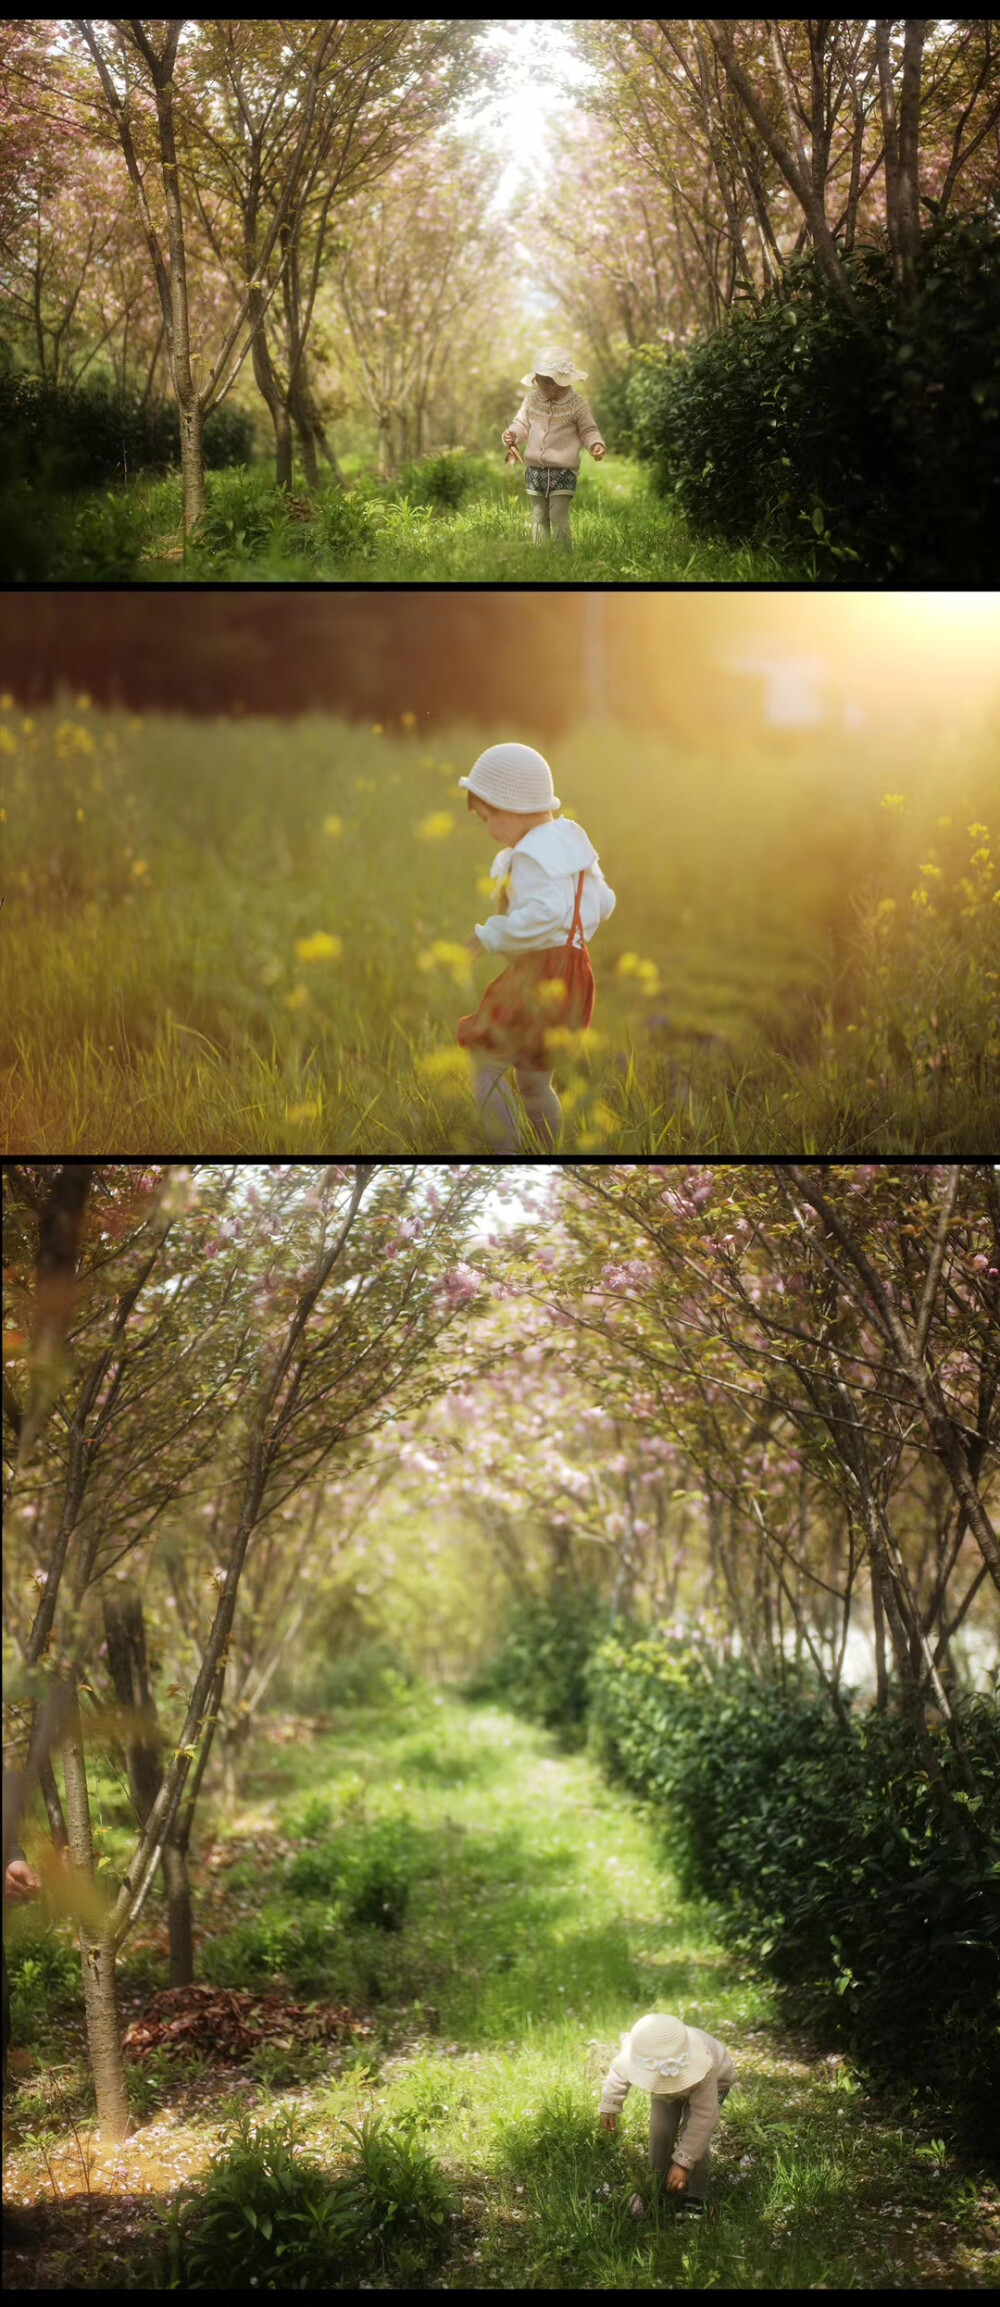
[564,870,587,956]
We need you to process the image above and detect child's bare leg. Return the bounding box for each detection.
[549,491,573,551]
[471,1061,519,1151]
[514,1067,562,1149]
[530,494,550,545]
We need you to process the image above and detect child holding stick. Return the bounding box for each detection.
[502,348,606,551]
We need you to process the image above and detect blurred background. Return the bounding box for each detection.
[4,590,1000,739]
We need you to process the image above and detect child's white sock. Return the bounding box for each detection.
[514,1067,562,1149]
[471,1062,520,1151]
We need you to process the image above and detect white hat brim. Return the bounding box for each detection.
[616,2042,713,2095]
[520,367,586,389]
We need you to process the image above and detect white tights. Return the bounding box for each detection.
[530,491,573,550]
[472,1062,563,1152]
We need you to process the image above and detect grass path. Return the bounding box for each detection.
[3,1695,997,2288]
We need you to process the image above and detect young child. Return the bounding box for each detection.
[502,349,606,550]
[599,2011,736,2216]
[456,742,615,1151]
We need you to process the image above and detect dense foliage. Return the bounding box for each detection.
[464,1585,615,1744]
[626,216,1000,582]
[0,374,254,489]
[588,1634,1000,2146]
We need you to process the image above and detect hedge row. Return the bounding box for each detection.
[0,373,254,488]
[624,212,1000,584]
[587,1632,999,2147]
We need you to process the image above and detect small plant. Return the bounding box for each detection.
[400,448,471,511]
[331,2109,454,2278]
[167,2106,345,2289]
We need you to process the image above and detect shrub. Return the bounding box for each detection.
[0,375,253,491]
[6,1929,81,2043]
[589,1635,1000,2145]
[466,1584,615,1743]
[286,1820,412,1932]
[625,212,1000,582]
[201,1907,342,1995]
[285,1636,415,1712]
[166,2106,453,2289]
[398,448,471,510]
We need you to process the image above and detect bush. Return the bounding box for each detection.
[201,1907,343,1996]
[466,1584,615,1743]
[285,1636,415,1712]
[0,374,254,491]
[398,448,471,510]
[167,2105,453,2289]
[625,212,1000,582]
[6,1928,81,2043]
[589,1634,1000,2145]
[285,1820,412,1932]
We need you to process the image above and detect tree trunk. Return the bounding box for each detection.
[179,396,206,531]
[102,1587,195,1987]
[61,1682,131,2144]
[376,412,393,480]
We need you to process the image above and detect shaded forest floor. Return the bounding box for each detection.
[4,455,803,585]
[4,1694,997,2289]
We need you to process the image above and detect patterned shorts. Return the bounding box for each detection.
[524,465,577,497]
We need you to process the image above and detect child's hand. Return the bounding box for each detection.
[600,2111,618,2132]
[666,2163,689,2192]
[591,443,606,462]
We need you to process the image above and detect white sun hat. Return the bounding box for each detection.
[458,743,560,814]
[615,2013,713,2096]
[519,348,587,388]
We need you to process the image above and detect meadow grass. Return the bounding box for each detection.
[2,699,998,1153]
[8,456,802,585]
[4,1693,996,2289]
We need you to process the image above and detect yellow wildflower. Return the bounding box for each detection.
[476,875,498,900]
[295,932,343,962]
[75,693,92,710]
[285,1100,321,1123]
[615,952,642,977]
[968,822,989,840]
[0,808,6,822]
[538,977,569,1009]
[400,710,418,732]
[880,793,906,812]
[418,1047,471,1081]
[417,940,473,990]
[132,859,148,878]
[0,728,17,755]
[919,862,942,878]
[284,984,310,1011]
[971,847,992,868]
[0,692,14,709]
[416,811,454,842]
[21,718,34,736]
[76,807,86,822]
[323,814,343,838]
[372,722,384,735]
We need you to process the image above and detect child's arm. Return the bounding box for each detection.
[474,854,565,955]
[576,398,606,461]
[598,2060,631,2126]
[668,2069,721,2173]
[502,396,530,455]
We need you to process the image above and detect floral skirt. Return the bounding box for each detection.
[524,464,577,496]
[457,943,595,1070]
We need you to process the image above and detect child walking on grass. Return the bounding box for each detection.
[599,2012,736,2217]
[456,743,615,1151]
[502,348,606,551]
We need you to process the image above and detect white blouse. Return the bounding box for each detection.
[475,818,616,956]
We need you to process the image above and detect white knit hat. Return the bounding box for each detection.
[519,348,587,388]
[458,743,560,814]
[615,2013,713,2097]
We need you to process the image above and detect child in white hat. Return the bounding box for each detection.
[456,742,615,1151]
[599,2011,736,2215]
[502,350,606,551]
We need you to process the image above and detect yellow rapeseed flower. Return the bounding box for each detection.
[615,952,642,976]
[76,693,92,710]
[286,1100,321,1123]
[21,718,34,736]
[538,977,568,1009]
[418,1047,471,1080]
[372,722,384,735]
[295,932,343,962]
[0,808,6,822]
[880,793,906,812]
[76,807,86,821]
[417,940,473,990]
[284,984,310,1011]
[476,874,498,900]
[968,822,989,840]
[323,814,343,838]
[400,710,418,732]
[132,859,148,878]
[416,811,454,842]
[0,692,14,710]
[0,728,17,755]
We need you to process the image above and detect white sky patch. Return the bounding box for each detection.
[455,22,595,223]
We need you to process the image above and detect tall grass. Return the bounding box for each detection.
[4,456,800,586]
[1,696,998,1152]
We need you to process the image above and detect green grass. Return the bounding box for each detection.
[4,455,803,585]
[4,1694,997,2287]
[2,700,998,1153]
